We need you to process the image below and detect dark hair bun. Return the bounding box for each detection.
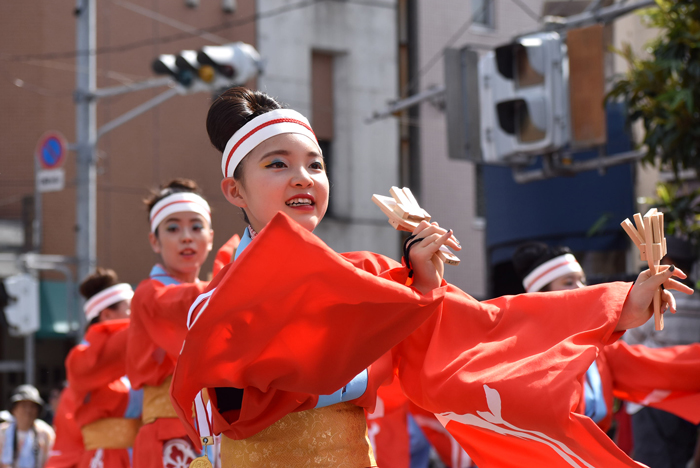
[79,267,119,300]
[512,242,573,281]
[206,87,283,153]
[143,178,203,215]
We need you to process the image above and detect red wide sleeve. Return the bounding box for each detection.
[170,213,445,446]
[392,282,646,467]
[605,341,700,424]
[132,280,209,357]
[65,319,129,398]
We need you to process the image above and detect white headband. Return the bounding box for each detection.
[84,283,134,321]
[221,108,321,178]
[523,253,583,293]
[149,192,211,234]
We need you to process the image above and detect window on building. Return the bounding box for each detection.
[311,51,335,216]
[472,0,495,29]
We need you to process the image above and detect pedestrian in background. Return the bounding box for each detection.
[0,385,55,468]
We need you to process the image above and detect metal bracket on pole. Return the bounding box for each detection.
[97,87,180,139]
[365,86,445,123]
[512,149,645,184]
[541,0,657,32]
[90,77,175,100]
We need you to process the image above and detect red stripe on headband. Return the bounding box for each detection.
[224,118,317,177]
[527,257,578,291]
[150,199,211,223]
[86,289,127,315]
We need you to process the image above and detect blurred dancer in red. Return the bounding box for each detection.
[513,242,700,434]
[45,387,83,468]
[65,268,138,468]
[127,179,236,468]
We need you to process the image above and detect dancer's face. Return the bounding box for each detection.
[149,212,214,281]
[221,133,329,233]
[547,271,586,291]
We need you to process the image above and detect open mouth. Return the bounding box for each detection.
[180,248,196,256]
[286,197,314,207]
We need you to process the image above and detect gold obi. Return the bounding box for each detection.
[142,375,179,424]
[81,418,141,451]
[221,402,377,468]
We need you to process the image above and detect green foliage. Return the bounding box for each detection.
[653,181,700,244]
[606,0,700,177]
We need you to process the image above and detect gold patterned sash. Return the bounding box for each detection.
[221,402,377,467]
[81,418,141,450]
[142,375,179,424]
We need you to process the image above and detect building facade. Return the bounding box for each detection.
[257,0,401,257]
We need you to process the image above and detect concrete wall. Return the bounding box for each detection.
[257,0,401,258]
[416,0,545,297]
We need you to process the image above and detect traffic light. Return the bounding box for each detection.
[197,42,262,86]
[478,32,570,163]
[152,42,262,91]
[2,274,39,336]
[153,53,199,87]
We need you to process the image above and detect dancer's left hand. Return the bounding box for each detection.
[617,265,693,331]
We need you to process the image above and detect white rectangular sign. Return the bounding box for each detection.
[37,168,65,193]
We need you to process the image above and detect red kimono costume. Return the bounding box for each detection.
[65,319,139,468]
[366,377,411,468]
[171,213,653,468]
[568,339,700,436]
[409,403,475,468]
[126,237,237,468]
[45,388,84,468]
[602,341,700,425]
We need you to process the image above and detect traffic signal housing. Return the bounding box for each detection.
[152,42,262,91]
[480,32,570,163]
[2,274,40,336]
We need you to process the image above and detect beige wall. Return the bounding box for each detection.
[416,0,546,297]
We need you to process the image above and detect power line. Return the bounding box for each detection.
[2,0,394,63]
[508,0,541,22]
[405,3,487,96]
[404,0,542,96]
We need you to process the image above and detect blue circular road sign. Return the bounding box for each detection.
[36,131,67,170]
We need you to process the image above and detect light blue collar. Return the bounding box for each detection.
[149,264,181,286]
[584,361,607,423]
[234,227,254,261]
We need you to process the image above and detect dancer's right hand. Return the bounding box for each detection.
[407,221,461,295]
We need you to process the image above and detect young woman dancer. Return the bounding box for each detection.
[170,88,691,468]
[127,179,237,468]
[65,268,139,468]
[513,242,700,446]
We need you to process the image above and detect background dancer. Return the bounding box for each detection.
[65,268,139,468]
[127,179,235,468]
[171,87,690,468]
[513,242,700,457]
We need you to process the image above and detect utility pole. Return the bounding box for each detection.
[75,0,97,297]
[69,2,261,336]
